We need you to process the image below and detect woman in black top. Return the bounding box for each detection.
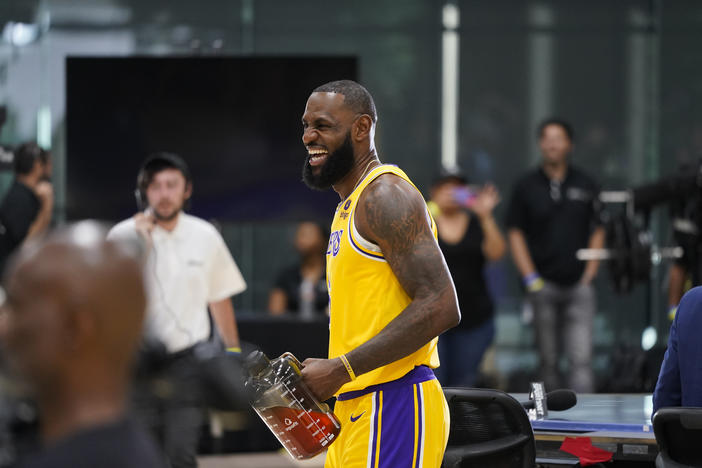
[268,221,329,317]
[429,174,506,387]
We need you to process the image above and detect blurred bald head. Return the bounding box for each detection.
[0,221,146,390]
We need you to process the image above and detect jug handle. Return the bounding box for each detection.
[279,352,303,374]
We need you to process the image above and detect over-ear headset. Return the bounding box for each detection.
[135,152,193,212]
[133,153,196,345]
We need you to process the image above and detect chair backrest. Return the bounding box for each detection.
[442,387,536,468]
[653,407,702,467]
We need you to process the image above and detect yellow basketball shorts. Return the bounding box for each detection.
[325,366,450,468]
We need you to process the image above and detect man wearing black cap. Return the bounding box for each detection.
[108,153,246,468]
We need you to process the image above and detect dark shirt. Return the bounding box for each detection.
[0,181,40,273]
[16,418,166,468]
[438,217,493,329]
[671,191,702,285]
[273,264,328,315]
[506,165,602,286]
[653,286,702,413]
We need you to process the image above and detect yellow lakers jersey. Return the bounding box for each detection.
[327,164,440,394]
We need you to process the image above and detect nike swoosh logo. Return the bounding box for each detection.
[350,411,365,422]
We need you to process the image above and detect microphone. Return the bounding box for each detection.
[521,389,577,412]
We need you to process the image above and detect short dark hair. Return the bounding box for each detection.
[538,118,574,142]
[431,173,468,190]
[13,142,50,176]
[313,80,378,123]
[136,152,192,196]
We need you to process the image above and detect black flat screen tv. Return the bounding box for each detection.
[65,56,357,222]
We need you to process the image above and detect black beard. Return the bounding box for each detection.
[151,200,185,222]
[153,208,180,222]
[302,133,355,191]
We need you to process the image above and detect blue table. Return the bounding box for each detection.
[512,394,657,466]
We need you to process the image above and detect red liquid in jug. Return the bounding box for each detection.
[259,406,341,459]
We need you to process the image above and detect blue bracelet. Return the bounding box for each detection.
[524,272,544,292]
[523,272,540,285]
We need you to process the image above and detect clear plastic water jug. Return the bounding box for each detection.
[244,351,341,459]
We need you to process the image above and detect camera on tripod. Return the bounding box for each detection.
[576,160,702,293]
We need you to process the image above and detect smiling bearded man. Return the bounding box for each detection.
[298,80,461,468]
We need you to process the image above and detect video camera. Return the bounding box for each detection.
[577,160,702,293]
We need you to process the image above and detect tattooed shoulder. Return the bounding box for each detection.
[355,174,431,252]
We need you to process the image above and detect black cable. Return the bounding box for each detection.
[149,240,195,346]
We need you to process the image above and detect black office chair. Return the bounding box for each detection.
[442,387,536,468]
[653,407,702,468]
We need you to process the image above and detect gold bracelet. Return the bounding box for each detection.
[226,346,242,354]
[339,354,356,380]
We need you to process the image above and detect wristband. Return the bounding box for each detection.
[667,305,678,322]
[339,354,356,381]
[524,272,545,293]
[226,346,242,354]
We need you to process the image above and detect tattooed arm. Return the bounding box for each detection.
[301,173,460,401]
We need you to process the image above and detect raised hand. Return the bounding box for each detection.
[468,183,500,219]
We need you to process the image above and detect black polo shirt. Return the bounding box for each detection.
[506,165,602,286]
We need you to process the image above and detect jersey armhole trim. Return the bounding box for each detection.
[346,165,437,261]
[348,211,386,262]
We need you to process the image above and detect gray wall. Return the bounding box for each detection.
[1,0,702,374]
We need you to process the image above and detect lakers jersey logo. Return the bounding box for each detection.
[339,199,352,220]
[327,230,343,257]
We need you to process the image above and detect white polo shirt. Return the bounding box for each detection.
[108,212,247,352]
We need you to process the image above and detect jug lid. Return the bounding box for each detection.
[244,350,270,377]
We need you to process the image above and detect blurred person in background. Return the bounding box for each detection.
[0,222,165,468]
[506,118,604,393]
[108,153,246,468]
[268,221,329,317]
[653,285,702,413]
[665,152,702,322]
[429,174,506,387]
[0,142,53,275]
